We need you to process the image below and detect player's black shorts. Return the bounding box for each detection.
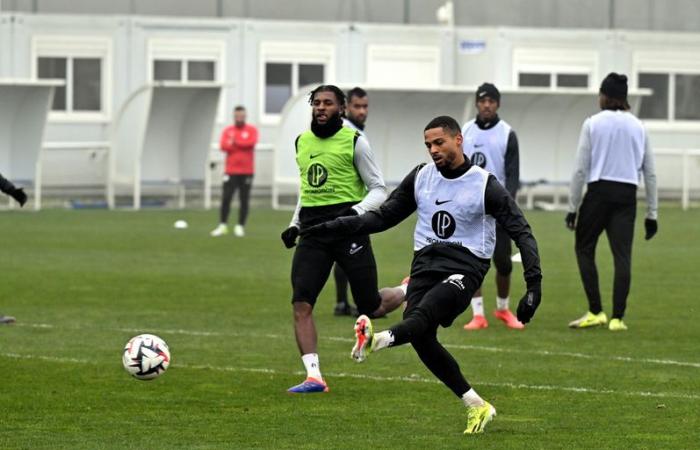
[291,233,381,315]
[404,269,486,328]
[492,224,513,276]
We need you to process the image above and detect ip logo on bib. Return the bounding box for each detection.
[307,163,328,187]
[432,211,456,239]
[471,151,487,169]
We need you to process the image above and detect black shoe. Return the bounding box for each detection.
[334,302,358,317]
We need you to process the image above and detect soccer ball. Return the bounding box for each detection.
[122,334,171,380]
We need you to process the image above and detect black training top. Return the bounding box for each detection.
[338,158,542,288]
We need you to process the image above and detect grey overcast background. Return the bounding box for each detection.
[1,0,699,31]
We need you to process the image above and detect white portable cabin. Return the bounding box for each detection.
[0,79,59,210]
[272,86,649,210]
[108,82,222,209]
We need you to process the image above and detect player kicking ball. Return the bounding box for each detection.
[303,116,542,434]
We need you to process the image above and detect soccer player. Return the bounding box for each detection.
[303,116,542,433]
[210,106,259,238]
[280,85,406,394]
[0,172,28,324]
[567,73,658,331]
[461,83,523,330]
[333,87,370,317]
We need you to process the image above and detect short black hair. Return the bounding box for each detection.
[233,105,246,112]
[308,85,346,107]
[424,115,461,136]
[347,87,368,102]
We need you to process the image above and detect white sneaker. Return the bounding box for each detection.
[234,225,245,237]
[210,224,229,237]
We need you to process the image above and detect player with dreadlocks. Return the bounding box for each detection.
[281,85,406,393]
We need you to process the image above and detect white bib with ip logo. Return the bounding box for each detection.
[461,119,511,187]
[413,163,496,259]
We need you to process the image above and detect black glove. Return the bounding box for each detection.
[644,218,658,240]
[516,285,541,324]
[10,187,27,207]
[565,212,576,230]
[280,226,299,249]
[301,215,362,237]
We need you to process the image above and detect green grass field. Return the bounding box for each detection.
[1,206,699,449]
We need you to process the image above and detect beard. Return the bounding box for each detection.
[311,112,344,138]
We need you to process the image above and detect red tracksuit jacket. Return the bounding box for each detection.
[219,124,259,175]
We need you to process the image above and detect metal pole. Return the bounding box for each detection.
[608,0,615,29]
[682,150,690,210]
[404,0,410,24]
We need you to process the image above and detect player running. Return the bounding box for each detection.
[303,116,542,433]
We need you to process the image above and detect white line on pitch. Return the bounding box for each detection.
[1,351,698,401]
[14,322,700,369]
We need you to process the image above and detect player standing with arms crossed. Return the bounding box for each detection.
[211,106,259,238]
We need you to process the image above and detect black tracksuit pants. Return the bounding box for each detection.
[220,174,253,225]
[575,180,637,319]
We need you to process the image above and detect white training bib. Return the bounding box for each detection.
[587,110,646,186]
[413,163,496,259]
[461,119,511,187]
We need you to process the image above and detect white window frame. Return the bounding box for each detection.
[147,38,226,122]
[513,47,597,90]
[633,50,700,129]
[258,41,335,125]
[32,35,112,122]
[366,44,440,88]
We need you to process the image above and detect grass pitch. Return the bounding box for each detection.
[1,206,699,449]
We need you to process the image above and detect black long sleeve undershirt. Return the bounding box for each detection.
[0,173,17,195]
[504,130,520,198]
[343,160,542,287]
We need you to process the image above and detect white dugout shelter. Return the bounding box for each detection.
[273,86,649,210]
[108,82,222,210]
[0,79,59,210]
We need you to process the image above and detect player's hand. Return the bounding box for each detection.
[301,215,361,237]
[516,285,541,324]
[280,226,299,248]
[644,218,658,240]
[10,187,27,207]
[565,212,576,230]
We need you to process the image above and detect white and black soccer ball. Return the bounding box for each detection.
[122,334,171,380]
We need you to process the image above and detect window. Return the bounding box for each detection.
[557,74,589,88]
[37,57,67,110]
[513,48,597,91]
[263,62,324,115]
[518,72,589,89]
[518,73,550,88]
[638,73,668,120]
[33,36,111,120]
[259,42,334,123]
[675,74,700,120]
[638,72,700,121]
[152,59,217,82]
